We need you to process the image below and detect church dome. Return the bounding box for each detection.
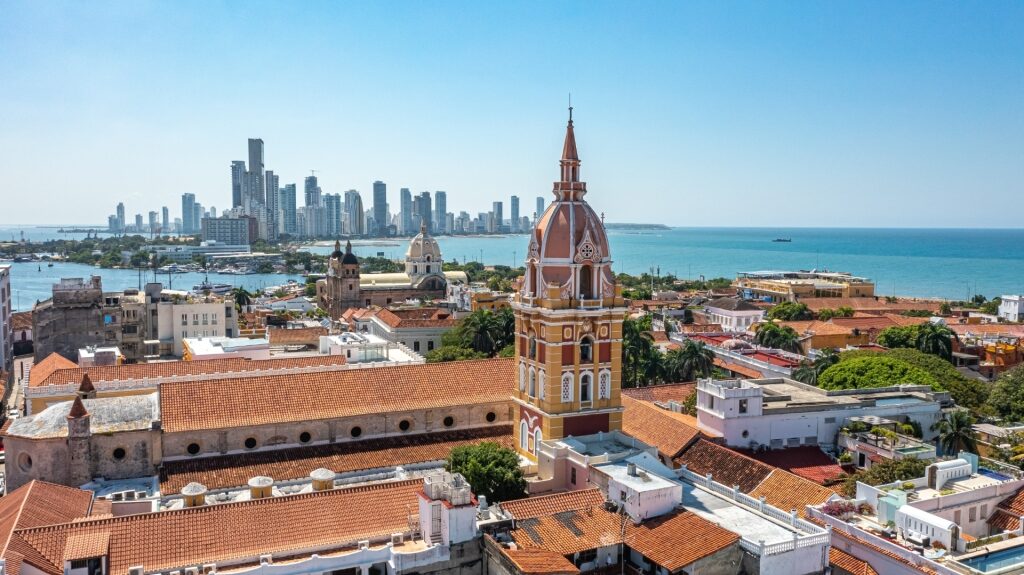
[331,240,359,265]
[406,222,442,261]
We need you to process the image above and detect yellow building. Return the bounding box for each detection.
[511,110,628,460]
[471,291,512,312]
[734,271,875,302]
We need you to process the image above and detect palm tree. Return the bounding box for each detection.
[931,410,978,456]
[793,348,841,386]
[677,340,715,381]
[231,287,252,311]
[754,323,803,354]
[623,318,661,387]
[916,322,955,360]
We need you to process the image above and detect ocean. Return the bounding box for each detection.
[3,226,1023,311]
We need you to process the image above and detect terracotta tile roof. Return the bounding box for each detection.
[990,486,1024,531]
[9,479,425,575]
[159,425,514,494]
[11,311,31,332]
[830,547,879,575]
[513,507,737,572]
[29,355,349,389]
[673,440,774,492]
[625,510,739,572]
[160,358,515,433]
[621,397,701,460]
[501,489,605,520]
[674,323,723,334]
[0,481,94,560]
[496,543,579,575]
[645,331,670,343]
[711,357,763,379]
[739,446,846,485]
[373,308,457,329]
[267,326,327,345]
[621,383,695,404]
[779,320,854,336]
[951,324,1024,337]
[63,532,110,561]
[28,353,77,388]
[748,470,837,517]
[826,525,938,575]
[801,298,943,314]
[831,316,928,331]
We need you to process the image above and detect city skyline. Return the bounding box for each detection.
[2,2,1023,227]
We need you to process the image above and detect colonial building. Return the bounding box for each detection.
[511,109,628,459]
[319,228,468,318]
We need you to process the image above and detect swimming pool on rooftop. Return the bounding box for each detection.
[957,543,1024,574]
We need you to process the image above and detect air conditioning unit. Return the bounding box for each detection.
[201,565,215,575]
[259,555,272,565]
[358,540,370,550]
[391,533,404,545]
[129,567,144,575]
[184,568,199,575]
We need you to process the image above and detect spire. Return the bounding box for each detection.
[67,395,88,419]
[420,217,427,235]
[345,240,353,253]
[335,239,341,252]
[559,106,581,185]
[78,373,95,396]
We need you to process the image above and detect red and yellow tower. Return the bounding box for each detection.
[512,109,627,460]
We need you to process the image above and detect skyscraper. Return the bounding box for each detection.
[116,202,125,232]
[414,192,432,234]
[148,211,158,233]
[372,181,387,237]
[181,193,196,234]
[193,203,203,234]
[135,214,144,232]
[231,161,246,208]
[279,184,297,235]
[510,195,520,233]
[434,191,447,234]
[343,190,364,236]
[324,193,342,237]
[304,175,320,208]
[265,170,279,240]
[536,196,545,221]
[492,201,503,233]
[161,206,169,231]
[246,138,265,206]
[400,188,413,235]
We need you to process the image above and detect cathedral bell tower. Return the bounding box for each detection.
[511,108,627,460]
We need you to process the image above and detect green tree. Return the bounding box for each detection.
[767,301,813,321]
[880,348,989,410]
[985,365,1024,422]
[980,298,1001,315]
[818,355,939,391]
[931,410,978,456]
[915,322,955,360]
[836,306,854,318]
[840,457,929,497]
[622,317,663,388]
[753,323,803,354]
[663,340,714,382]
[230,287,252,310]
[939,302,952,316]
[447,442,526,503]
[792,348,840,386]
[877,325,919,349]
[425,345,488,363]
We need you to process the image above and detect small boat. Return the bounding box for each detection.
[192,281,233,295]
[47,262,54,267]
[772,238,792,243]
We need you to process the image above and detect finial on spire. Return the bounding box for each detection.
[569,93,573,123]
[345,240,352,253]
[420,217,427,235]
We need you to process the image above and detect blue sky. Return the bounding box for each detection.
[1,1,1021,227]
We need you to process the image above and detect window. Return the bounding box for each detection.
[299,431,311,443]
[425,265,431,273]
[561,373,573,403]
[187,443,201,456]
[428,340,434,351]
[212,313,218,325]
[202,313,208,325]
[708,395,715,410]
[486,411,497,423]
[351,426,362,438]
[413,265,418,274]
[954,510,962,524]
[444,416,455,427]
[981,504,989,519]
[580,337,593,362]
[574,549,597,568]
[181,313,187,326]
[739,399,748,414]
[571,467,577,485]
[414,341,420,352]
[113,447,126,460]
[528,335,537,359]
[579,265,593,299]
[399,419,411,432]
[533,428,542,454]
[244,437,257,449]
[520,421,528,450]
[529,368,536,398]
[18,452,32,472]
[969,507,977,522]
[192,313,199,325]
[580,373,592,403]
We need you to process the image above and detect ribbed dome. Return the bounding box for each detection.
[406,224,442,261]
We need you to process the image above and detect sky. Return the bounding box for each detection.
[1,1,1022,228]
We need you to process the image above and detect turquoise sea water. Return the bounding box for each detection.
[4,227,1024,310]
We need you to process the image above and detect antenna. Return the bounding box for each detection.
[310,169,319,177]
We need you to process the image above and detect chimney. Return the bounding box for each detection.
[78,373,96,399]
[310,468,334,491]
[248,476,273,499]
[627,463,637,477]
[181,482,208,508]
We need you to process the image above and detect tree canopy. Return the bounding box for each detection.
[766,301,813,321]
[840,457,929,497]
[818,355,940,391]
[446,442,526,503]
[985,365,1024,422]
[753,322,803,354]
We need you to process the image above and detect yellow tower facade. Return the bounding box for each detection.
[511,109,627,460]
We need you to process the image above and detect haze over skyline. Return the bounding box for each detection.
[2,1,1022,228]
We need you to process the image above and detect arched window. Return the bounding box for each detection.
[520,421,528,450]
[579,265,593,299]
[533,428,542,454]
[598,370,611,400]
[425,265,431,273]
[528,333,537,359]
[519,362,526,392]
[529,368,537,398]
[538,370,546,399]
[580,373,592,403]
[580,336,593,363]
[561,372,573,403]
[426,255,432,262]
